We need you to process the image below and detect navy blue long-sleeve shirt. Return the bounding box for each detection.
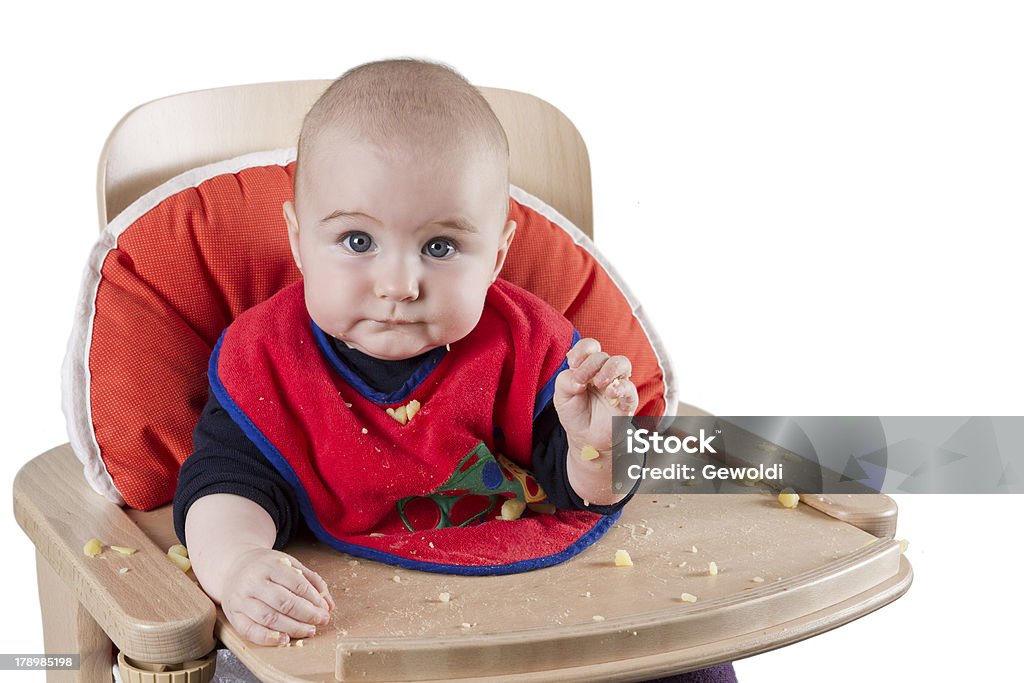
[174,335,633,549]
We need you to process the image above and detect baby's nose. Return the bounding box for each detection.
[373,257,420,302]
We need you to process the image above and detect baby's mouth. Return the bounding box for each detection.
[370,318,417,325]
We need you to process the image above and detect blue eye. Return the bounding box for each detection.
[423,238,456,259]
[342,232,373,253]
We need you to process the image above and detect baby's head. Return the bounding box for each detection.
[284,59,515,361]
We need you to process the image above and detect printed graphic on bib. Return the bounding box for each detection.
[396,443,547,531]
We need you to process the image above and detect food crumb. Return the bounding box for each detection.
[361,428,368,434]
[614,549,633,567]
[83,539,103,557]
[167,552,191,573]
[679,593,698,603]
[708,561,718,576]
[500,498,526,521]
[580,445,600,461]
[689,545,698,553]
[118,567,130,575]
[428,542,435,549]
[393,575,401,583]
[295,640,304,648]
[592,615,605,622]
[898,539,910,554]
[111,546,137,556]
[438,592,450,603]
[778,491,800,509]
[752,576,764,583]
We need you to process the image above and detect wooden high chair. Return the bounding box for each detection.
[13,81,912,682]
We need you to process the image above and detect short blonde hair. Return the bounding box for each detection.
[294,58,509,205]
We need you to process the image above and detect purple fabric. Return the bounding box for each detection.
[644,662,738,683]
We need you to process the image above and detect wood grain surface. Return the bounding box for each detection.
[127,489,908,682]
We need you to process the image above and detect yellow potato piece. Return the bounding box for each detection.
[708,561,719,576]
[167,552,192,572]
[777,491,800,509]
[614,549,633,567]
[500,499,526,521]
[580,445,600,461]
[83,539,103,557]
[679,593,698,603]
[406,399,421,420]
[527,502,556,515]
[167,544,189,558]
[110,546,137,556]
[386,405,408,425]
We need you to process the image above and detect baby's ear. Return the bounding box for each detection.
[491,219,517,282]
[283,200,303,273]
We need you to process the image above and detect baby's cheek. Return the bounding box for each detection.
[441,288,488,338]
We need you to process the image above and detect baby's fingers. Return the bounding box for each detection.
[230,610,291,647]
[296,562,335,611]
[605,378,639,415]
[567,338,601,369]
[272,557,332,614]
[592,355,633,390]
[571,349,611,386]
[234,595,317,641]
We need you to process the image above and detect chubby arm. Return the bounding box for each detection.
[184,493,335,646]
[553,338,640,506]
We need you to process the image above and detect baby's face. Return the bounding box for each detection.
[284,132,514,360]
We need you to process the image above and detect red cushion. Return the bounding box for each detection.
[67,152,673,510]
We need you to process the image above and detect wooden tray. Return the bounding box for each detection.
[131,492,911,682]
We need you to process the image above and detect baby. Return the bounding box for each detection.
[173,59,639,646]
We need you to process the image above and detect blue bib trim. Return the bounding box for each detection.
[309,320,447,405]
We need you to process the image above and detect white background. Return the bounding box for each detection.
[2,1,1021,680]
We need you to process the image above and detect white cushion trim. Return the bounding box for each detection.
[64,149,678,505]
[508,186,678,427]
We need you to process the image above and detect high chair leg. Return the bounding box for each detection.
[36,549,113,683]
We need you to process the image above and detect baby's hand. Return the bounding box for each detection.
[552,338,638,454]
[218,547,335,646]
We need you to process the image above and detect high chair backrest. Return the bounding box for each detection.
[97,81,593,235]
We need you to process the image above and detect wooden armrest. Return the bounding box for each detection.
[13,444,216,663]
[670,402,898,538]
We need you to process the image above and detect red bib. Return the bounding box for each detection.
[210,279,618,574]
